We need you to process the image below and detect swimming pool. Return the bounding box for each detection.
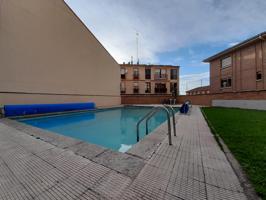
[18,106,179,152]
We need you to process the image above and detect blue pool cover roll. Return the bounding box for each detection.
[4,102,95,117]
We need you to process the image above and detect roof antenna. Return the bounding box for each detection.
[136,32,140,65]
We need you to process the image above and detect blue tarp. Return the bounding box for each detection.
[4,102,95,117]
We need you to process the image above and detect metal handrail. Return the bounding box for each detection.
[164,105,177,136]
[136,107,160,142]
[137,106,172,145]
[145,108,159,135]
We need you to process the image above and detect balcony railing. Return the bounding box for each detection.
[120,89,126,94]
[154,74,167,80]
[154,88,167,94]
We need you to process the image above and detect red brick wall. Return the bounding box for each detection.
[122,90,266,106]
[210,40,266,93]
[121,95,172,104]
[178,90,266,106]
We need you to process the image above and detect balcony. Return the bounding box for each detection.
[120,89,126,94]
[154,74,167,80]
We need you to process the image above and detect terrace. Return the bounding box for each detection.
[0,106,250,200]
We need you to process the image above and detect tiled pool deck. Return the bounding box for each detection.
[0,107,248,200]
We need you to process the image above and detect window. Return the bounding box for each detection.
[121,68,126,79]
[170,69,178,80]
[170,83,178,96]
[133,68,139,79]
[155,83,167,93]
[256,71,262,81]
[154,69,167,79]
[120,82,126,93]
[145,82,151,93]
[145,68,151,79]
[221,57,232,69]
[133,82,139,94]
[221,78,232,88]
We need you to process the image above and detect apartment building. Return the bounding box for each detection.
[0,0,120,107]
[204,32,266,94]
[120,64,179,95]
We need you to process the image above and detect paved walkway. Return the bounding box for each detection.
[0,107,248,200]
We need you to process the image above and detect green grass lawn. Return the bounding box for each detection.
[202,107,266,199]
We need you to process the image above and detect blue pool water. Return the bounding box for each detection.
[18,106,179,152]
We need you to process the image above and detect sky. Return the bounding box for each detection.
[65,0,266,94]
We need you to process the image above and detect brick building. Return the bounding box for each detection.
[186,86,210,95]
[120,64,179,95]
[204,32,266,94]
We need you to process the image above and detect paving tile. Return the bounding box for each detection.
[3,154,67,197]
[68,161,110,188]
[167,176,207,200]
[174,149,202,166]
[78,189,107,200]
[147,153,176,171]
[1,145,31,161]
[206,185,247,200]
[35,178,87,200]
[202,157,233,172]
[172,161,205,182]
[37,148,90,176]
[92,150,145,178]
[0,159,33,200]
[131,165,171,192]
[204,167,243,192]
[92,171,132,200]
[120,187,170,200]
[155,142,180,159]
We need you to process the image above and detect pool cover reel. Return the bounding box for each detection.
[4,102,95,117]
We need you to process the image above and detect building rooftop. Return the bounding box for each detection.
[203,31,266,62]
[186,85,210,93]
[120,63,180,68]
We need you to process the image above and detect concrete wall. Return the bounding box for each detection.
[0,0,121,107]
[210,40,266,93]
[212,100,266,110]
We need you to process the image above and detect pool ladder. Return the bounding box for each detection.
[136,105,177,145]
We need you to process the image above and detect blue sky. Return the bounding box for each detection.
[65,0,266,94]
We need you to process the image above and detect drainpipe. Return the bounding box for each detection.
[259,34,266,89]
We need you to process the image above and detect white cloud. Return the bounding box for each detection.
[65,0,266,64]
[228,42,239,47]
[180,72,210,95]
